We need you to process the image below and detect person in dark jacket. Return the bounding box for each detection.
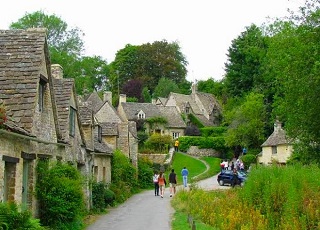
[169,169,177,197]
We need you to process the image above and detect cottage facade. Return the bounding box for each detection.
[258,120,293,165]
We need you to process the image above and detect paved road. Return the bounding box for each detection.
[86,174,230,230]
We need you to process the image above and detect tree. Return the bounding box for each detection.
[153,77,180,98]
[224,24,268,97]
[108,40,189,100]
[10,11,109,95]
[121,79,143,102]
[224,92,266,149]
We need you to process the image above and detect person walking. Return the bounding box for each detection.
[174,139,179,152]
[153,171,159,196]
[158,172,166,198]
[181,167,189,188]
[168,169,177,197]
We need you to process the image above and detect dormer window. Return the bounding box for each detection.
[38,75,48,112]
[69,106,76,137]
[185,107,190,114]
[137,110,145,119]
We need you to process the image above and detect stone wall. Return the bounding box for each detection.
[187,146,221,157]
[139,154,167,164]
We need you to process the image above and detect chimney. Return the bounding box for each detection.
[51,64,63,79]
[119,94,126,104]
[274,120,282,132]
[191,83,198,94]
[151,98,156,104]
[104,91,112,103]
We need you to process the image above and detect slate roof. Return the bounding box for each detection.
[79,101,93,125]
[170,93,202,114]
[158,106,186,128]
[196,92,222,113]
[0,28,50,133]
[85,91,103,113]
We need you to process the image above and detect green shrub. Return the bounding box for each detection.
[144,134,171,153]
[138,157,154,189]
[92,181,107,212]
[0,202,45,230]
[200,126,227,137]
[178,136,226,152]
[104,189,116,206]
[36,161,85,229]
[240,154,257,169]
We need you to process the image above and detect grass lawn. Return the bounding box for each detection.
[169,152,207,183]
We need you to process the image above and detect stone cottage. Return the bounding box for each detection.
[164,83,222,126]
[0,28,83,215]
[258,120,293,165]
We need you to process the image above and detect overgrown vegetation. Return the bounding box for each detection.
[172,164,320,230]
[36,160,85,230]
[91,181,115,213]
[141,134,172,154]
[0,202,45,230]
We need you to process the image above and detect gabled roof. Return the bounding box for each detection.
[0,28,51,133]
[100,122,118,136]
[85,91,103,113]
[168,93,202,114]
[79,101,93,125]
[121,102,186,129]
[195,92,222,114]
[121,102,160,120]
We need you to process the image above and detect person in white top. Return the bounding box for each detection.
[153,171,159,196]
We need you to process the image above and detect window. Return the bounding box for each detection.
[69,106,76,137]
[38,77,47,112]
[137,111,145,119]
[185,107,190,114]
[98,125,102,143]
[172,132,180,139]
[272,146,277,154]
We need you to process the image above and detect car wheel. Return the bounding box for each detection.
[218,180,224,186]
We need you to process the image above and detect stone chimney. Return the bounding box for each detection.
[104,91,112,103]
[119,94,127,104]
[274,120,282,132]
[191,83,198,94]
[151,98,156,104]
[51,64,63,79]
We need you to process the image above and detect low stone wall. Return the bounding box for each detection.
[187,146,221,157]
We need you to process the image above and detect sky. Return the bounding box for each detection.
[0,0,303,82]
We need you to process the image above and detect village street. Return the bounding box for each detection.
[86,174,230,230]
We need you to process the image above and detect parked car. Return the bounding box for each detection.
[217,170,247,187]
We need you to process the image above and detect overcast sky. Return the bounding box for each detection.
[0,0,303,82]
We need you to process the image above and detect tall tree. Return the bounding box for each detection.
[108,40,189,99]
[153,77,180,98]
[224,24,268,97]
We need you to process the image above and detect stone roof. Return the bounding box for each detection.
[170,93,202,114]
[85,91,103,113]
[121,102,161,120]
[261,121,290,147]
[0,28,50,133]
[79,102,93,125]
[100,122,118,136]
[158,106,186,128]
[196,92,222,113]
[52,78,74,142]
[94,138,113,154]
[121,102,186,129]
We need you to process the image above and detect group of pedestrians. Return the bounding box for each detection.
[153,166,189,198]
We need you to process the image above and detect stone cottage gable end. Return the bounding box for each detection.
[0,28,58,141]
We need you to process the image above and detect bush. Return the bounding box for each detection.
[138,157,154,189]
[144,134,171,153]
[200,126,227,137]
[240,154,257,169]
[178,136,226,152]
[0,202,45,230]
[104,189,116,206]
[36,161,85,229]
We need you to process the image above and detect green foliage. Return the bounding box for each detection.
[91,181,115,212]
[153,77,180,98]
[111,149,138,203]
[172,164,320,230]
[108,40,188,100]
[145,116,168,127]
[178,136,226,152]
[137,131,149,147]
[144,134,172,153]
[137,157,154,189]
[197,78,226,100]
[199,126,227,137]
[36,160,85,229]
[187,114,204,128]
[224,92,266,149]
[0,202,44,230]
[142,86,152,103]
[239,154,257,169]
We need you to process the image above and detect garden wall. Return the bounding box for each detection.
[187,146,221,157]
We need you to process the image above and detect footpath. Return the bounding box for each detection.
[86,153,229,230]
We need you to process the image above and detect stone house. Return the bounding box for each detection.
[0,29,87,215]
[164,83,222,126]
[258,120,293,165]
[117,94,186,139]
